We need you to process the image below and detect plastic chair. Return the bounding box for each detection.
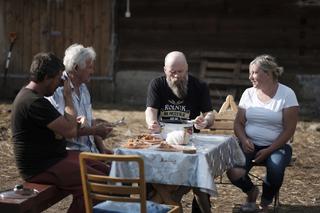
[79,152,180,213]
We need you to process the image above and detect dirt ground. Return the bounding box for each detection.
[1,102,320,213]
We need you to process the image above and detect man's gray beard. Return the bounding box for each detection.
[167,77,188,99]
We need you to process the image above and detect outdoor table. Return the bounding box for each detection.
[110,134,245,205]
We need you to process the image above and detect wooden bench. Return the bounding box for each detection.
[199,52,254,109]
[0,182,69,213]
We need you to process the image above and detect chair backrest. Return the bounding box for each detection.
[204,95,238,135]
[79,152,147,213]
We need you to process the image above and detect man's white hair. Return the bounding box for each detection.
[63,43,96,72]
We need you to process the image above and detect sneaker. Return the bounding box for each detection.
[240,202,257,212]
[258,204,269,212]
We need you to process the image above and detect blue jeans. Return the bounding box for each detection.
[231,144,292,205]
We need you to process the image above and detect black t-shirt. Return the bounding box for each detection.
[11,88,67,180]
[146,75,213,121]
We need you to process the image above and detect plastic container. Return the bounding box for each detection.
[160,120,193,144]
[0,184,38,199]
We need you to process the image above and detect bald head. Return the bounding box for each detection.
[164,51,189,99]
[164,51,188,68]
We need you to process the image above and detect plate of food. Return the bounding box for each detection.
[122,134,165,149]
[155,141,180,152]
[122,138,152,149]
[137,134,163,145]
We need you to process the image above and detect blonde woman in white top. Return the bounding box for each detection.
[227,55,299,212]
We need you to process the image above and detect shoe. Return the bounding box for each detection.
[258,204,269,212]
[240,186,260,212]
[240,202,257,212]
[259,197,271,212]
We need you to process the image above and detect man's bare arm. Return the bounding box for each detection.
[47,78,77,138]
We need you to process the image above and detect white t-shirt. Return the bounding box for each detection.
[239,83,299,146]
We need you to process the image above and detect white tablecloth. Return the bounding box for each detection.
[110,134,245,196]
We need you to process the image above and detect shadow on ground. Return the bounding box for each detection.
[232,204,320,213]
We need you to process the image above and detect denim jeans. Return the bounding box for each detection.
[231,144,292,205]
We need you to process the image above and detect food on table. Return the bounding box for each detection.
[122,138,151,149]
[122,134,164,149]
[158,141,177,150]
[137,134,163,144]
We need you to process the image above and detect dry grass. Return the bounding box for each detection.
[1,102,320,212]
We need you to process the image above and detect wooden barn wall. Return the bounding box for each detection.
[116,0,320,74]
[0,0,113,100]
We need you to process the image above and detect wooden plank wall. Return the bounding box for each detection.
[0,0,114,100]
[116,0,320,74]
[0,0,113,77]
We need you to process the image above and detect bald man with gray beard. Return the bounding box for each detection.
[145,51,214,213]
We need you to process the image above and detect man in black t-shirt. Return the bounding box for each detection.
[11,52,106,213]
[145,51,214,213]
[146,51,213,133]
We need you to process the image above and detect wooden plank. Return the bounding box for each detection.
[31,0,40,57]
[0,3,4,76]
[49,1,57,53]
[212,121,234,130]
[64,0,73,46]
[4,0,20,74]
[201,51,255,59]
[204,71,236,78]
[199,60,208,79]
[205,78,251,86]
[215,113,236,120]
[54,1,65,58]
[72,0,81,44]
[93,0,102,76]
[82,0,93,46]
[206,61,248,70]
[0,183,69,213]
[100,0,112,76]
[202,129,234,135]
[14,0,23,74]
[22,0,32,74]
[39,0,49,52]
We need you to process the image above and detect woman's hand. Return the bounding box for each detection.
[242,138,255,153]
[254,148,272,163]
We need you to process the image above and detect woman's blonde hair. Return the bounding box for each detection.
[250,54,283,80]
